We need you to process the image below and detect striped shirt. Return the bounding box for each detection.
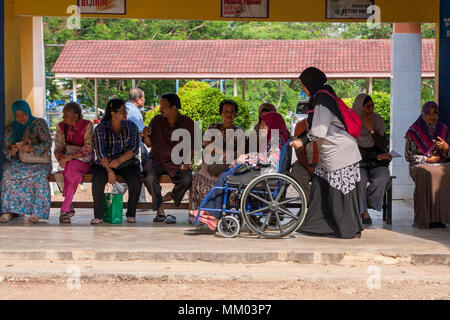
[126,102,145,133]
[93,120,140,165]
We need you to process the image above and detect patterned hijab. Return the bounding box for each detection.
[260,111,290,147]
[405,101,449,156]
[12,100,36,144]
[352,93,386,148]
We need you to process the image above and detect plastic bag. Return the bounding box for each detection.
[104,192,123,224]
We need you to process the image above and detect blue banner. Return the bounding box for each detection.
[439,0,450,126]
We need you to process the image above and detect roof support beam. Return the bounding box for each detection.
[366,77,373,94]
[94,78,98,117]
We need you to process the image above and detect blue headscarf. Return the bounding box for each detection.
[12,100,36,144]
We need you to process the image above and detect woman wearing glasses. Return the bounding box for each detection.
[91,98,141,225]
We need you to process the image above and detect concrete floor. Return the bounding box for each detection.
[0,200,448,265]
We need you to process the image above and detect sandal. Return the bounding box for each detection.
[153,215,166,223]
[90,218,103,225]
[0,213,12,223]
[26,215,40,224]
[59,211,72,224]
[165,214,177,224]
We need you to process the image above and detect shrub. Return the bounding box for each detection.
[144,81,251,133]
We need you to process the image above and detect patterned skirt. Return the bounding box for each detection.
[297,162,364,239]
[1,161,51,219]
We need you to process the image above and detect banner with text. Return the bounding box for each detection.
[78,0,126,15]
[221,0,269,19]
[326,0,374,19]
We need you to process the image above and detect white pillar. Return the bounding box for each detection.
[33,17,46,119]
[132,79,136,88]
[390,23,422,200]
[233,78,238,97]
[73,78,77,102]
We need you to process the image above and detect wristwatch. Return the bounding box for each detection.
[369,129,375,135]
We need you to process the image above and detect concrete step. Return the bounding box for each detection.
[0,250,448,266]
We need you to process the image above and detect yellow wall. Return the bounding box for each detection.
[3,0,23,124]
[20,17,35,115]
[13,0,437,23]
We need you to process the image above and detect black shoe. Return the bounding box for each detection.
[362,215,372,225]
[429,222,447,228]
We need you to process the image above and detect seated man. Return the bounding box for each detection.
[289,118,318,199]
[142,93,194,223]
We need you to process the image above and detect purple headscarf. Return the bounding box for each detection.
[405,101,449,156]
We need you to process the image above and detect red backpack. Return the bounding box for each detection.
[316,90,362,139]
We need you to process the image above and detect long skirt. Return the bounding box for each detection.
[358,166,390,213]
[297,162,364,239]
[192,164,218,210]
[1,160,51,219]
[411,164,450,228]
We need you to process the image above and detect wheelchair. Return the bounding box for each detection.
[192,142,308,239]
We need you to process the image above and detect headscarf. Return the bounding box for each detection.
[405,101,449,156]
[352,93,386,148]
[260,111,290,147]
[254,103,277,131]
[12,100,36,144]
[298,67,343,130]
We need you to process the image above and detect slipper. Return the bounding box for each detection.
[26,215,40,224]
[165,214,177,224]
[153,215,166,223]
[198,215,218,231]
[90,218,103,225]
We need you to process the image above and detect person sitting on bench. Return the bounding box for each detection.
[142,93,194,224]
[54,102,94,223]
[91,98,141,225]
[353,93,392,225]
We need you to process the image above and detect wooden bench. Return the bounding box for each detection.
[382,176,396,225]
[48,173,193,210]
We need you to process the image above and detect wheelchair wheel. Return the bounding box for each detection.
[240,173,307,239]
[217,215,241,238]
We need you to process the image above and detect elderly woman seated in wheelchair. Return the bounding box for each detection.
[189,112,308,238]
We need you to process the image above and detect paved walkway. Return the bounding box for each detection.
[0,201,448,265]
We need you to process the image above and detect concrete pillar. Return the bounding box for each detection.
[72,78,77,102]
[132,79,136,88]
[390,23,422,200]
[233,78,238,97]
[20,17,46,118]
[438,1,450,126]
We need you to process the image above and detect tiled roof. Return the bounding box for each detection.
[52,39,435,78]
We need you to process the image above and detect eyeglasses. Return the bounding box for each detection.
[115,109,127,115]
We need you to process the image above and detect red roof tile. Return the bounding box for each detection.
[52,39,435,78]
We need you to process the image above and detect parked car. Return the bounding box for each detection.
[290,100,309,136]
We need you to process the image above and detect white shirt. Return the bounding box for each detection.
[310,104,362,172]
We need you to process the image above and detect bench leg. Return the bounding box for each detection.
[386,185,393,225]
[382,191,387,222]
